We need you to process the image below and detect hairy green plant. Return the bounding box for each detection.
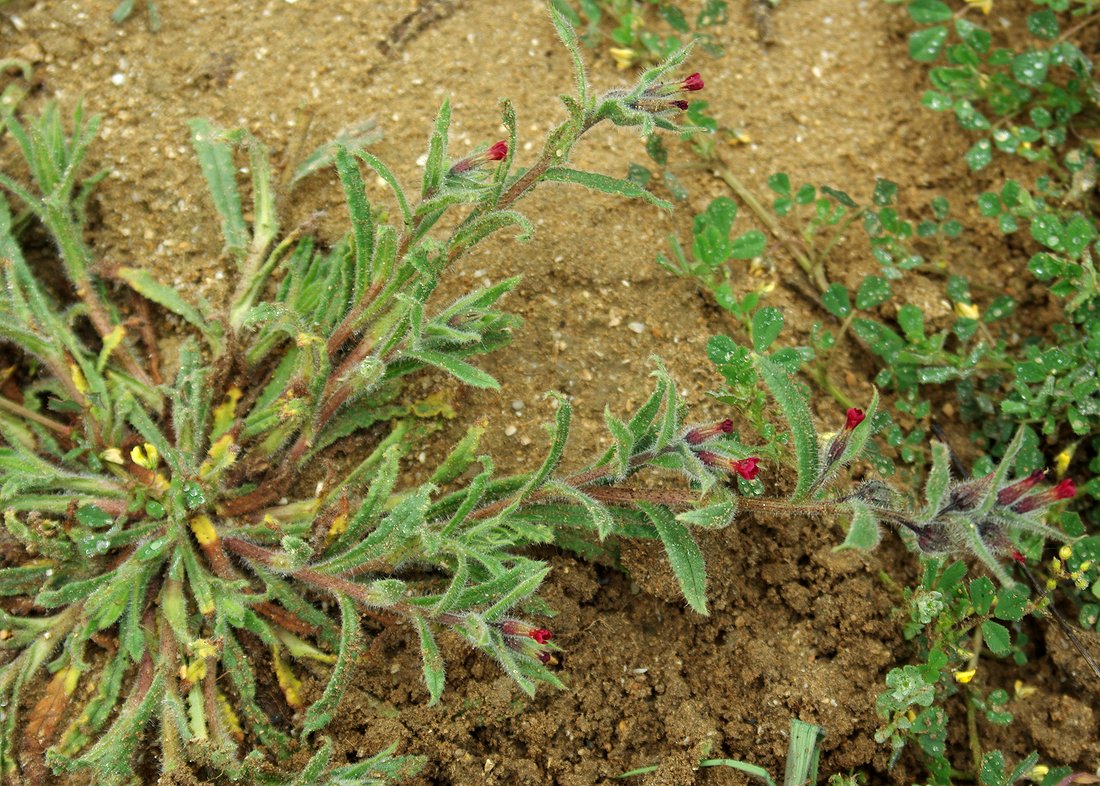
[0,9,742,781]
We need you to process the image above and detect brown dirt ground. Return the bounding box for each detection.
[1,0,1098,784]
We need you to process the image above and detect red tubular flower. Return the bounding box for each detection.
[1012,477,1077,513]
[1011,550,1027,565]
[684,418,734,446]
[500,619,552,644]
[732,457,760,481]
[1053,478,1077,500]
[996,469,1045,506]
[450,140,508,174]
[681,72,704,92]
[844,408,865,431]
[697,450,761,481]
[628,72,704,115]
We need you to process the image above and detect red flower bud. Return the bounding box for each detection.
[451,141,509,174]
[696,451,761,481]
[996,469,1045,506]
[1053,478,1076,500]
[681,73,704,92]
[500,619,552,644]
[844,408,865,431]
[671,99,689,111]
[684,418,734,445]
[1011,477,1077,513]
[1011,550,1026,565]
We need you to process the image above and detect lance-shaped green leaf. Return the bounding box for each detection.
[603,406,634,479]
[541,167,671,210]
[117,266,220,345]
[753,352,819,501]
[676,496,737,529]
[291,118,382,186]
[355,150,411,228]
[302,594,362,735]
[482,563,551,621]
[414,617,446,706]
[403,348,500,390]
[188,118,248,262]
[335,146,373,292]
[548,4,589,108]
[450,209,534,253]
[923,441,952,518]
[430,424,485,486]
[422,97,451,198]
[543,480,616,540]
[639,502,708,614]
[835,499,881,551]
[974,426,1029,517]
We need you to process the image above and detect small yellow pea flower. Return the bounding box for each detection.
[610,47,636,70]
[954,669,977,684]
[1054,446,1073,477]
[130,442,159,470]
[966,0,992,13]
[1014,679,1038,699]
[1060,544,1074,561]
[955,301,981,320]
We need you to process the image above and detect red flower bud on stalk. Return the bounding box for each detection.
[1011,477,1076,513]
[996,469,1045,506]
[450,140,508,174]
[627,72,704,115]
[825,408,864,467]
[1011,550,1027,565]
[683,418,734,446]
[696,450,760,481]
[500,619,552,644]
[681,72,704,92]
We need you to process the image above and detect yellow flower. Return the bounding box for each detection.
[954,301,981,320]
[1029,764,1049,779]
[1059,544,1074,561]
[1014,679,1038,699]
[1054,446,1073,477]
[130,442,159,470]
[100,447,125,465]
[954,669,977,684]
[610,47,636,70]
[966,0,992,14]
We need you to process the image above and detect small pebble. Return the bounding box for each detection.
[627,321,645,334]
[110,72,126,85]
[510,400,524,412]
[504,425,517,436]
